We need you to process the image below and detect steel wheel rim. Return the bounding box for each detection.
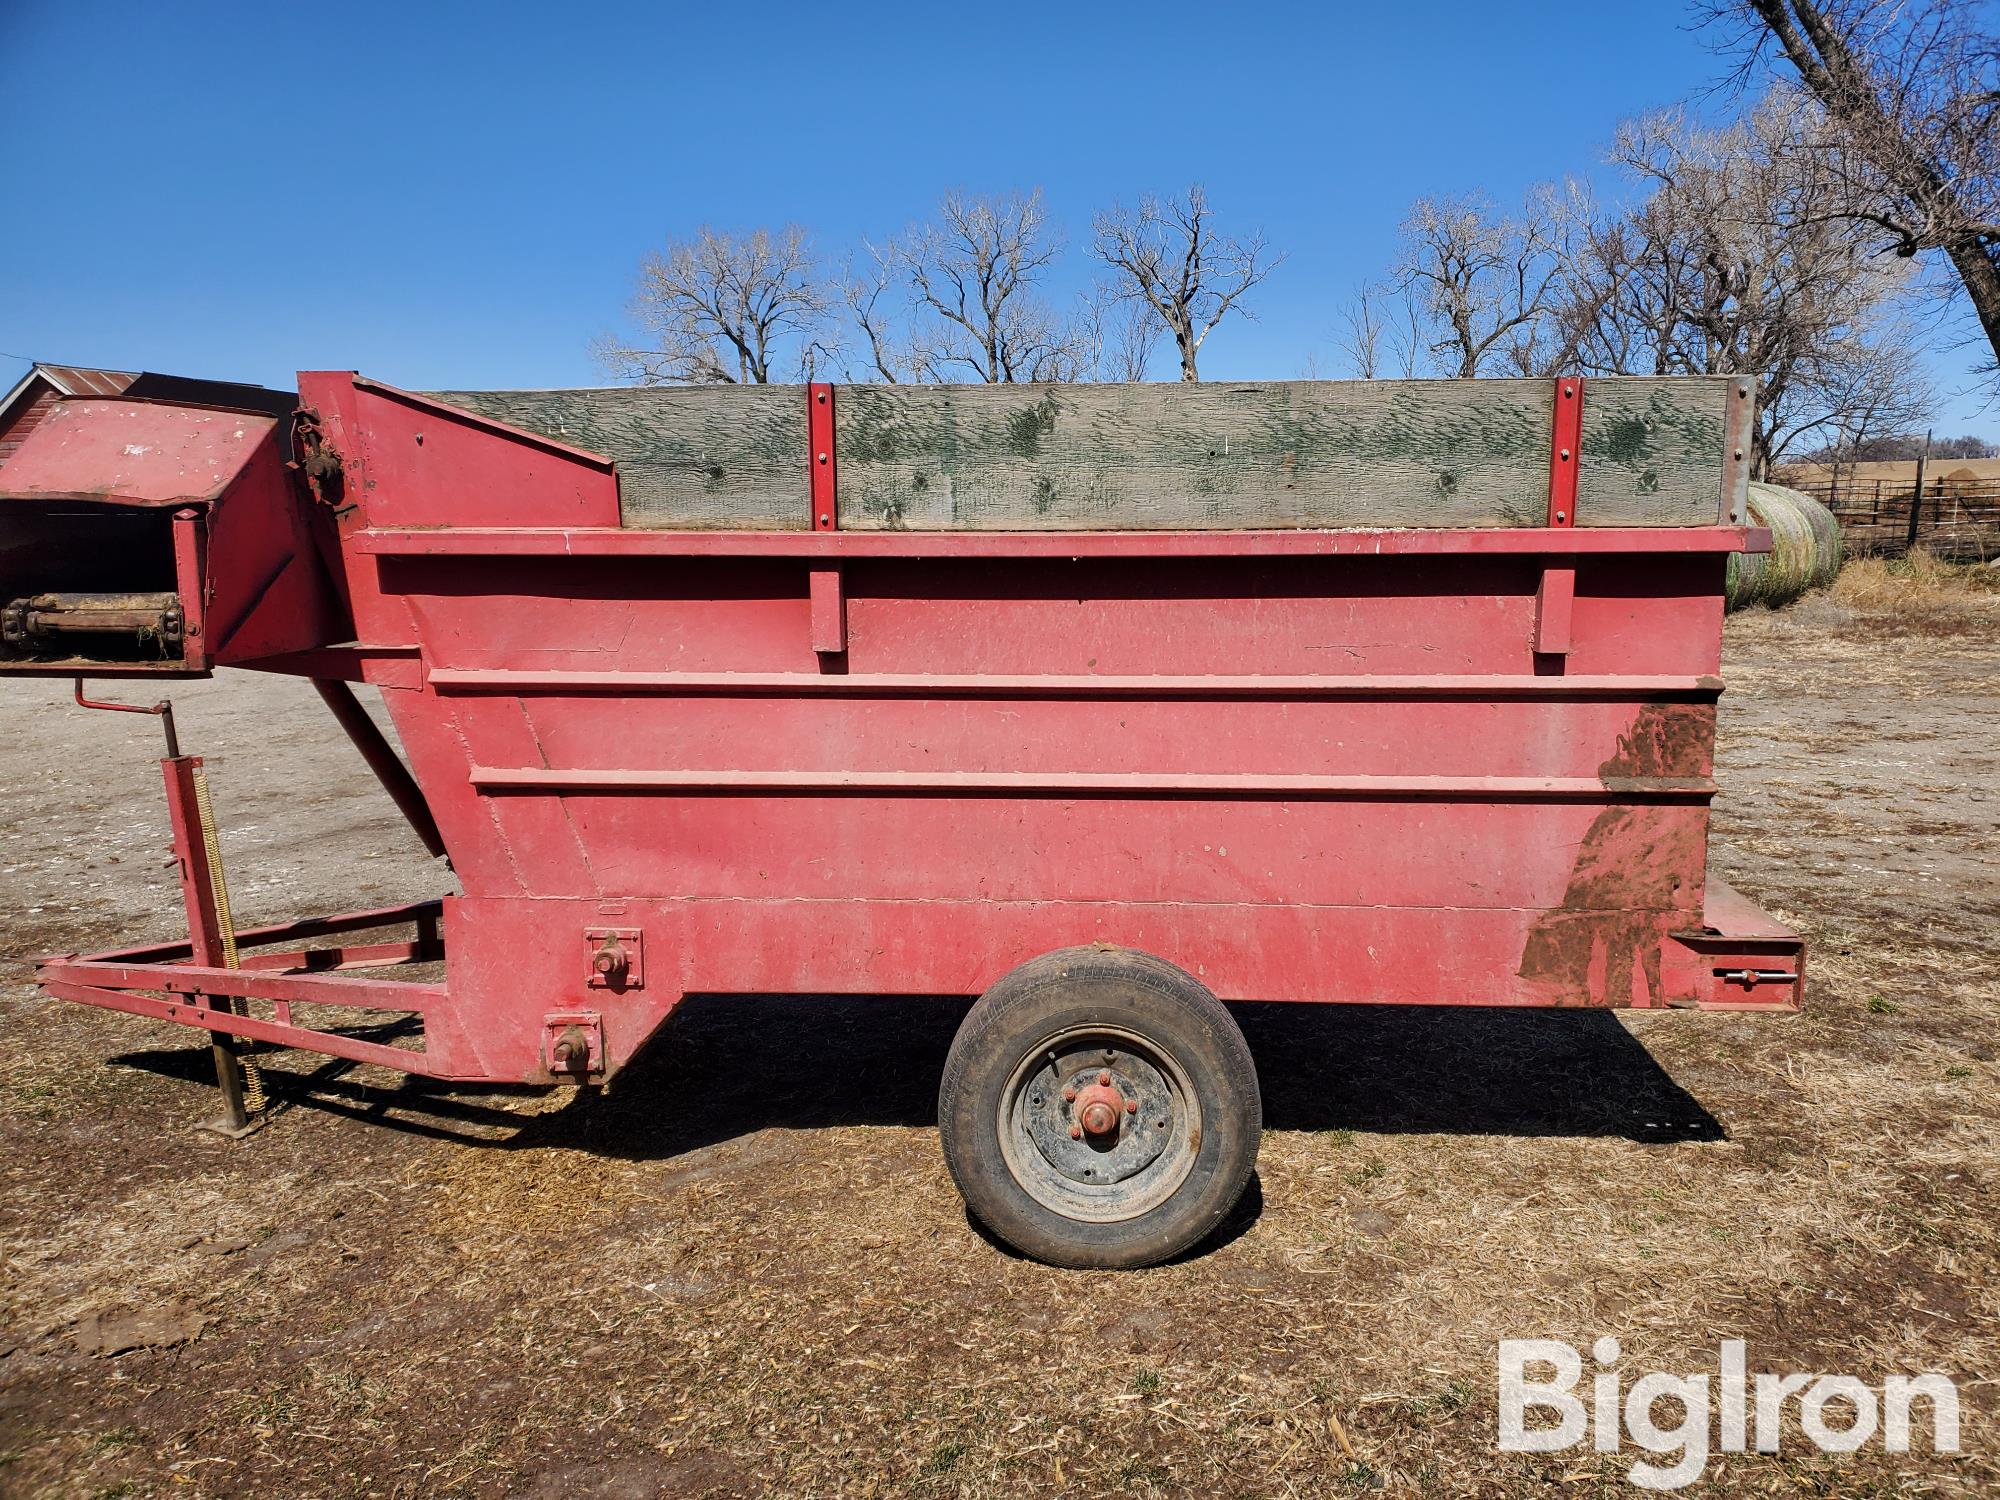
[996,1023,1201,1224]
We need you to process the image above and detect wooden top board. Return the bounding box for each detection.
[427,377,1742,532]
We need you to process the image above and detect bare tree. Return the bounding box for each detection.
[1559,98,1932,470]
[1093,186,1281,381]
[839,244,908,383]
[1711,0,2000,372]
[895,190,1089,383]
[599,226,828,384]
[1334,285,1387,378]
[1393,188,1572,377]
[1330,282,1430,379]
[1074,293,1162,382]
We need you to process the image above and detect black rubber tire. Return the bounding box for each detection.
[938,945,1261,1269]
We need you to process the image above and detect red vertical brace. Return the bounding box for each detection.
[163,757,227,969]
[1536,377,1583,658]
[807,382,845,655]
[171,507,210,671]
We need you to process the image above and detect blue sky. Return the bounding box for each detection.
[1,1,1989,430]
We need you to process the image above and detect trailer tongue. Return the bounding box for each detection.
[5,371,1802,1268]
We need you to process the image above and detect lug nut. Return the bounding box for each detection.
[1062,1087,1077,1102]
[1126,1099,1139,1114]
[1069,1125,1083,1139]
[1098,1070,1111,1085]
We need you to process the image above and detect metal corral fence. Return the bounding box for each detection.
[1787,476,2000,560]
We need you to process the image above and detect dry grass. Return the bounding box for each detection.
[1822,549,2000,634]
[1,592,1997,1498]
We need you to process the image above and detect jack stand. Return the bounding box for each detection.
[196,1024,266,1140]
[75,680,270,1139]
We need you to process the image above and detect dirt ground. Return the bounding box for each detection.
[2,576,1996,1499]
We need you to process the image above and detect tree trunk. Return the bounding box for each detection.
[1943,235,2000,369]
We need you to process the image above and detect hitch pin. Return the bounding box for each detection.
[73,676,180,757]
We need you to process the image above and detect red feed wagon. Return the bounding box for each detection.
[3,372,1801,1268]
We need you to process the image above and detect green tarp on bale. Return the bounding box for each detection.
[1727,482,1842,610]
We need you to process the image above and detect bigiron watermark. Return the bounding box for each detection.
[1497,1337,1960,1490]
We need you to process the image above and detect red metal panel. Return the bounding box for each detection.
[300,374,620,533]
[386,555,1727,678]
[354,525,1770,558]
[531,794,1709,910]
[0,399,277,506]
[26,369,1802,1090]
[488,694,1716,783]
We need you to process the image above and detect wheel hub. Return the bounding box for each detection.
[1071,1071,1130,1137]
[998,1027,1200,1222]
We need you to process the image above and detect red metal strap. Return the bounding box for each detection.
[1548,377,1583,526]
[808,383,836,531]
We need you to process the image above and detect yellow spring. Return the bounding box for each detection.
[190,766,266,1116]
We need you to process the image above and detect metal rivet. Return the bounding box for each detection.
[817,512,830,525]
[1560,448,1571,461]
[1734,449,1744,460]
[1555,510,1567,523]
[817,452,828,463]
[1563,385,1574,397]
[816,391,827,403]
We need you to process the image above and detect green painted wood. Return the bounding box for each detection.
[426,386,809,529]
[1575,377,1730,527]
[835,381,1568,530]
[427,377,1735,530]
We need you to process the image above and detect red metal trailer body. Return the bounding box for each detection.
[5,371,1803,1266]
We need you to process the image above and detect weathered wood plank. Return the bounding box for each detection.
[834,381,1567,530]
[427,377,1735,531]
[426,386,809,529]
[1574,377,1730,527]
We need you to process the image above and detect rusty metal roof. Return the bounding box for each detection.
[33,364,140,398]
[2,364,294,426]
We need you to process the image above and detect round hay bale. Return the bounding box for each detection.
[1727,482,1842,610]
